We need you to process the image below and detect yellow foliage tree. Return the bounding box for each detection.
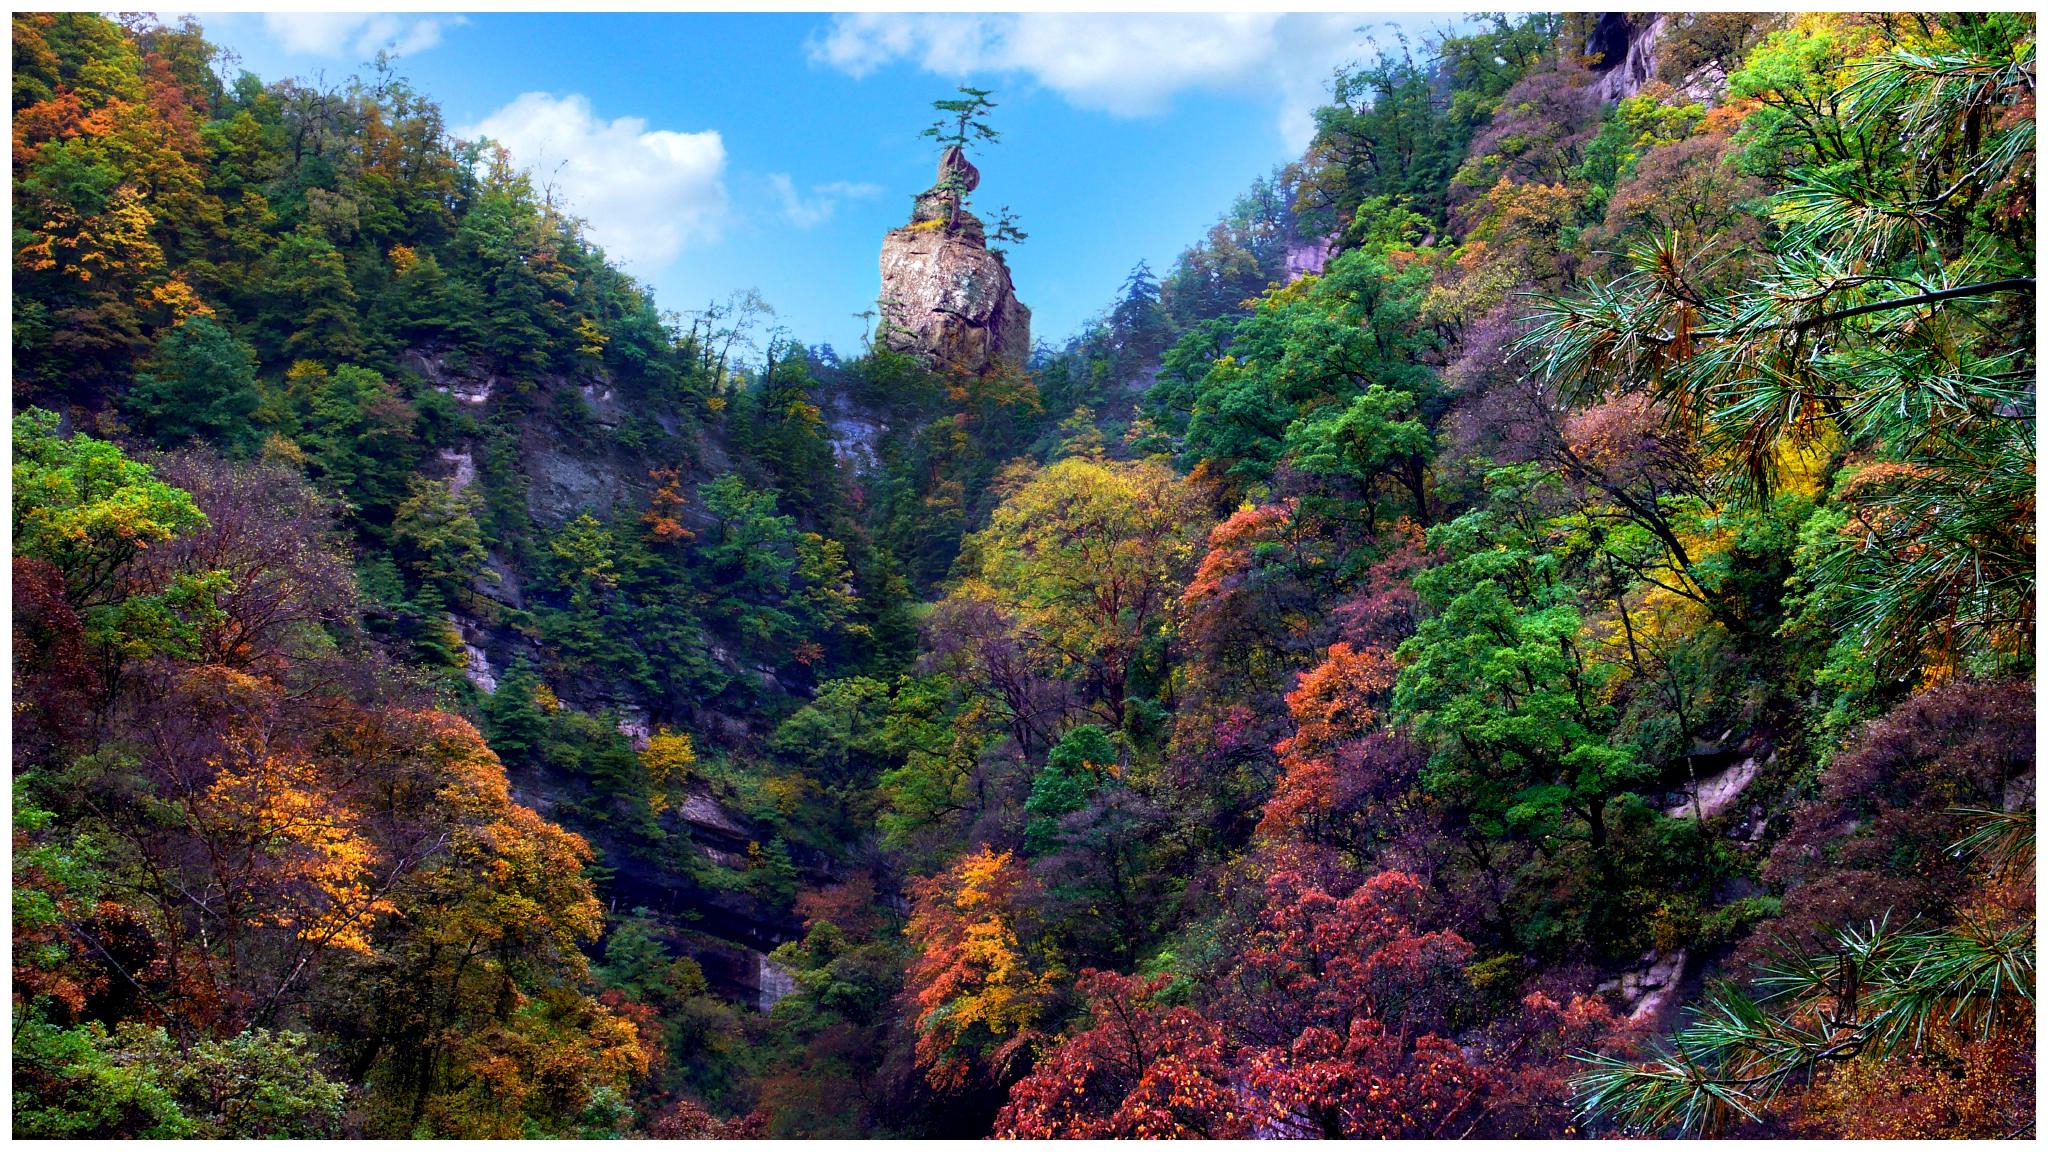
[197,737,392,956]
[640,727,696,814]
[951,456,1210,728]
[352,710,647,1137]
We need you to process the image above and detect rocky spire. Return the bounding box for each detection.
[877,147,1030,375]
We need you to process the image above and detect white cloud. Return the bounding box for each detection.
[807,12,1440,150]
[461,93,727,270]
[768,175,883,230]
[261,13,463,60]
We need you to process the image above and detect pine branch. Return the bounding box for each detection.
[1693,277,2035,337]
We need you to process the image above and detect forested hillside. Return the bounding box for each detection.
[12,11,2035,1139]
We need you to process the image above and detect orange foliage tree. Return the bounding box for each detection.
[903,847,1056,1091]
[341,710,648,1138]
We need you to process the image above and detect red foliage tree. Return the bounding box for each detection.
[1468,989,1631,1137]
[1244,1024,1491,1138]
[1738,678,2034,973]
[1257,638,1419,855]
[994,970,1246,1139]
[1001,871,1511,1137]
[1227,869,1473,1047]
[1167,499,1329,809]
[12,555,96,768]
[645,1098,767,1138]
[1326,522,1428,648]
[1257,530,1433,851]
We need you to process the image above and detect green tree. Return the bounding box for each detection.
[771,677,895,788]
[12,1015,346,1139]
[390,475,485,596]
[748,836,801,907]
[1167,245,1436,493]
[255,231,361,363]
[1283,382,1435,528]
[920,86,999,229]
[1024,725,1116,854]
[12,407,227,675]
[548,512,620,599]
[923,85,1001,154]
[697,474,795,600]
[597,907,697,1003]
[874,674,991,864]
[124,316,264,455]
[485,657,549,769]
[1106,260,1171,374]
[13,408,206,608]
[743,346,835,507]
[1297,15,1558,232]
[298,363,421,523]
[1394,466,1659,948]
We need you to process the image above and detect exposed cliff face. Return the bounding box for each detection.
[1587,12,1666,103]
[1284,233,1335,281]
[878,148,1031,375]
[1585,12,1731,106]
[392,339,819,1007]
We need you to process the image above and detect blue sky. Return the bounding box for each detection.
[191,12,1464,357]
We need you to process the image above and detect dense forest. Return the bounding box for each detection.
[11,10,2035,1139]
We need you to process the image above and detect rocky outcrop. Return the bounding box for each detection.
[878,147,1030,375]
[1601,949,1690,1024]
[1664,750,1769,822]
[403,345,495,404]
[755,953,796,1013]
[1586,13,1666,103]
[1284,233,1336,281]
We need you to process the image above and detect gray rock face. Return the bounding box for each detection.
[1663,752,1767,821]
[1284,234,1335,281]
[1588,13,1666,104]
[878,152,1030,375]
[1598,949,1690,1025]
[756,953,796,1013]
[403,346,496,404]
[437,446,475,495]
[821,389,887,467]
